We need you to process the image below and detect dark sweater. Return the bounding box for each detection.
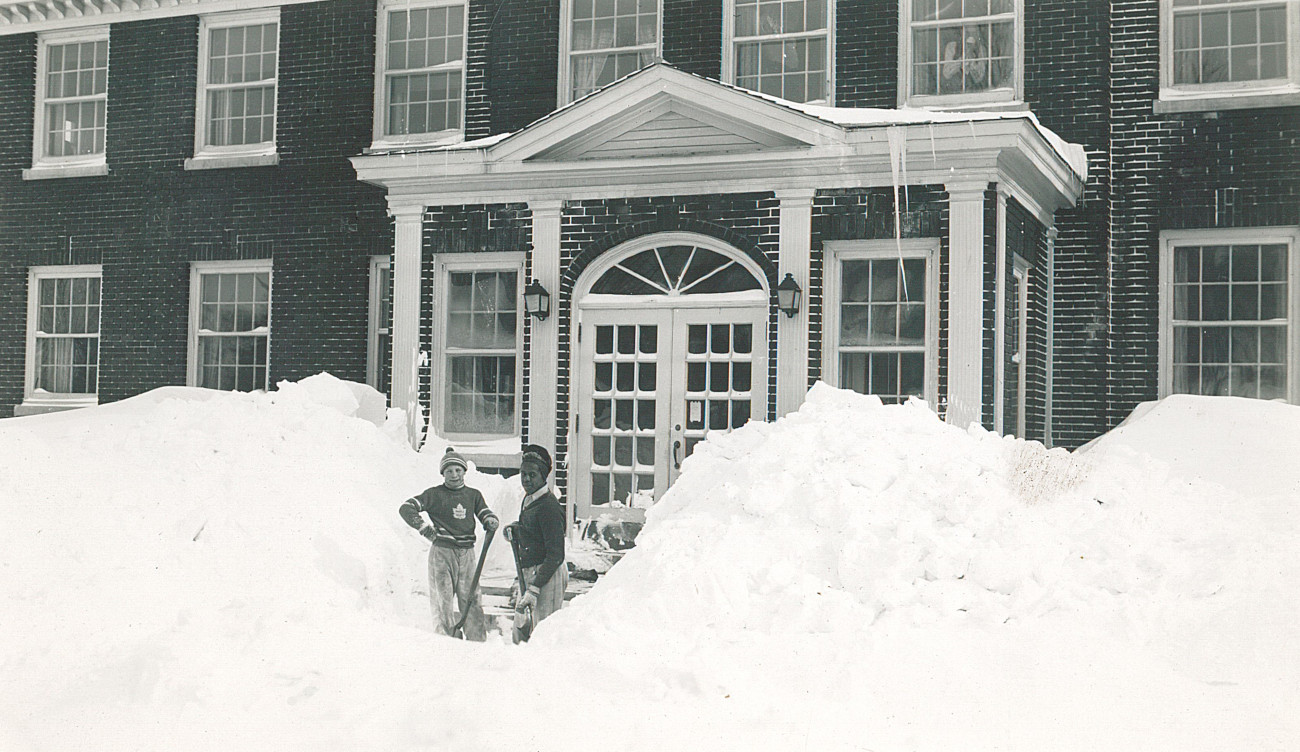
[399,484,498,548]
[516,489,565,591]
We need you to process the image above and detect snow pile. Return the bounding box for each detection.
[1,377,1297,751]
[538,384,1299,748]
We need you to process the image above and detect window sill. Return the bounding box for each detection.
[367,132,465,154]
[184,152,280,171]
[14,397,98,416]
[22,162,109,181]
[1155,89,1300,114]
[907,99,1029,113]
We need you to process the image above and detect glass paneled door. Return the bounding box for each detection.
[574,304,768,523]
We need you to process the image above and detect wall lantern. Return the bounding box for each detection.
[524,279,551,321]
[776,273,802,318]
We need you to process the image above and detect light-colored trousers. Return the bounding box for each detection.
[428,543,486,641]
[513,563,567,643]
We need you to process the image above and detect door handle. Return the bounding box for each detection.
[673,439,682,470]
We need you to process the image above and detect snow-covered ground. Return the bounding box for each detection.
[1,375,1296,751]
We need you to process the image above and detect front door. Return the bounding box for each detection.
[574,302,768,522]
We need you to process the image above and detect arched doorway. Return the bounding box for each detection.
[570,232,770,523]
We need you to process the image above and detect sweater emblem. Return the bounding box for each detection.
[453,503,467,520]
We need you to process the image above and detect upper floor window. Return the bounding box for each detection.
[24,266,102,411]
[1158,0,1299,112]
[190,10,279,168]
[28,28,109,179]
[374,0,466,146]
[560,0,660,104]
[1160,228,1299,402]
[725,0,832,104]
[901,0,1022,108]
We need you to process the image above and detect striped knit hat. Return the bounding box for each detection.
[520,444,552,477]
[440,447,468,474]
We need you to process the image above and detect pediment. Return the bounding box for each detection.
[488,64,843,165]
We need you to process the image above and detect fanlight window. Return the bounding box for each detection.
[590,245,763,296]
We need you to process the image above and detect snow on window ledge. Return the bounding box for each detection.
[22,161,109,181]
[184,153,279,171]
[14,396,98,416]
[1155,88,1300,114]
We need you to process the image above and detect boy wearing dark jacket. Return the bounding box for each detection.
[399,448,499,641]
[505,444,567,643]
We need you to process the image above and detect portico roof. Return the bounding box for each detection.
[352,63,1087,226]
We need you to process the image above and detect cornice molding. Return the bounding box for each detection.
[0,0,320,34]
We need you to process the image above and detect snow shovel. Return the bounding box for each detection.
[503,523,534,642]
[451,526,495,640]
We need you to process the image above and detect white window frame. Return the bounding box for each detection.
[1158,226,1300,402]
[368,254,393,394]
[26,27,110,181]
[187,8,280,171]
[188,259,273,391]
[1006,255,1029,437]
[371,0,468,149]
[558,0,663,106]
[823,239,940,407]
[898,0,1024,110]
[430,252,525,441]
[1156,0,1300,113]
[722,0,835,105]
[22,265,103,412]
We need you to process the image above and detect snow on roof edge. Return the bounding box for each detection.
[363,63,1088,184]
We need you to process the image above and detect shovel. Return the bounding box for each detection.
[451,526,495,639]
[503,523,534,642]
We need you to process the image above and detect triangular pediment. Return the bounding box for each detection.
[488,64,844,164]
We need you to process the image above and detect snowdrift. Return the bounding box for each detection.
[1,377,1296,751]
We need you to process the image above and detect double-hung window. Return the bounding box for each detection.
[1158,0,1300,112]
[1161,228,1299,402]
[560,0,660,105]
[374,0,466,146]
[23,266,102,411]
[824,240,939,406]
[190,10,279,168]
[901,0,1022,108]
[28,28,109,179]
[433,254,523,439]
[368,255,393,396]
[725,0,832,103]
[189,261,272,392]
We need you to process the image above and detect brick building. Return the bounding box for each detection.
[1,1,1296,526]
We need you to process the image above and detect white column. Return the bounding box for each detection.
[1045,224,1058,448]
[389,203,425,448]
[528,200,563,456]
[945,181,989,429]
[776,189,815,418]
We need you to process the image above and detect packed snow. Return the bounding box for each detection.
[1,375,1296,751]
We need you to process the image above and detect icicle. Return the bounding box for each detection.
[928,122,938,165]
[885,126,911,302]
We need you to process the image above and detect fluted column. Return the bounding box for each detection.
[945,181,988,429]
[776,189,815,418]
[527,200,563,456]
[390,203,425,448]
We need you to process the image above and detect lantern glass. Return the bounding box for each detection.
[524,280,550,320]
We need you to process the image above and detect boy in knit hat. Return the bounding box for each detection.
[504,444,567,642]
[399,448,499,640]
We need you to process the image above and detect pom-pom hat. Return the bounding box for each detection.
[440,447,468,473]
